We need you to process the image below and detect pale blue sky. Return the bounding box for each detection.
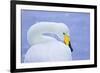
[21,10,90,63]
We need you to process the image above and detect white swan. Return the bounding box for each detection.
[24,22,73,63]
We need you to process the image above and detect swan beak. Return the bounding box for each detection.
[64,34,70,45]
[64,34,73,52]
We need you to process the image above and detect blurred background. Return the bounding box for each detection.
[21,10,90,63]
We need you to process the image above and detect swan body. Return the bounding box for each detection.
[24,41,72,62]
[24,22,72,63]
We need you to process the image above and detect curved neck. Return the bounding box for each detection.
[27,22,68,46]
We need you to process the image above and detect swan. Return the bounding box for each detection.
[24,22,73,63]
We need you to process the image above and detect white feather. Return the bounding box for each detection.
[24,41,72,62]
[24,22,72,62]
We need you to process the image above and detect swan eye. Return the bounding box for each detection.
[63,32,65,35]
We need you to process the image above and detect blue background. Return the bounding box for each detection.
[21,10,90,63]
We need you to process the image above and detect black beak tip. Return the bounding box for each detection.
[69,41,73,52]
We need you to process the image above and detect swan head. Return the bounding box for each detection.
[27,22,73,52]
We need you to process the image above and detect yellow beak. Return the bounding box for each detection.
[64,34,70,45]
